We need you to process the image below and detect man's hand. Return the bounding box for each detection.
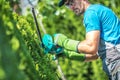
[42,34,63,54]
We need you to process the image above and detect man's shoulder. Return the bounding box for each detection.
[84,4,110,16]
[88,4,106,10]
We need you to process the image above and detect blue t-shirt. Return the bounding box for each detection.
[83,4,120,45]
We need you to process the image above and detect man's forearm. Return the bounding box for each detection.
[54,31,99,55]
[77,39,99,54]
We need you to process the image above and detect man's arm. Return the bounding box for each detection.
[53,30,100,61]
[78,30,100,54]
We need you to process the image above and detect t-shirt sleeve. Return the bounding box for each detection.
[84,10,100,33]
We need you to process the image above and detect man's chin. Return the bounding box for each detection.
[75,12,83,16]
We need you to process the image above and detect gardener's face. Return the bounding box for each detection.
[65,0,84,15]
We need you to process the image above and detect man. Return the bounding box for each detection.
[42,0,120,80]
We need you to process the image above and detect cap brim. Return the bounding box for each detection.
[58,0,65,7]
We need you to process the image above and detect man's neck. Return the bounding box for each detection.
[85,3,90,10]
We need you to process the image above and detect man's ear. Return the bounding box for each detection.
[84,0,89,3]
[82,0,89,4]
[65,0,69,5]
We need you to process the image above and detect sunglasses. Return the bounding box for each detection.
[65,0,75,8]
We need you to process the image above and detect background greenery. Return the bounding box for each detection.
[0,0,120,80]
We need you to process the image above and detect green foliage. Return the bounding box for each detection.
[0,0,58,80]
[14,14,58,80]
[1,0,120,80]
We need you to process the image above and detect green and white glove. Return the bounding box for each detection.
[54,49,85,61]
[54,33,80,52]
[63,49,85,61]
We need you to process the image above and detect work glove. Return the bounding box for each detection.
[42,34,63,54]
[63,49,85,61]
[54,33,80,52]
[53,49,85,61]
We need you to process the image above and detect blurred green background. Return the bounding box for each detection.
[0,0,120,80]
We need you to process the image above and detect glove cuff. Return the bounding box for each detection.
[64,39,80,52]
[54,34,67,45]
[63,49,85,61]
[54,33,80,52]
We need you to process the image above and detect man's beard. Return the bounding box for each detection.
[74,8,84,16]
